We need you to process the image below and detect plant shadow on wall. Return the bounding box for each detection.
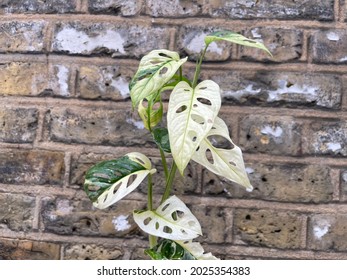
[83,31,271,260]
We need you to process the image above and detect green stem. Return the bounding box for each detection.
[161,161,178,204]
[192,44,209,88]
[159,148,169,180]
[147,173,157,248]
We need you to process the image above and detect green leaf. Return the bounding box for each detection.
[130,49,187,107]
[84,152,156,209]
[145,239,196,260]
[192,117,253,191]
[138,96,163,131]
[167,80,221,175]
[153,127,171,153]
[133,195,202,240]
[205,30,272,56]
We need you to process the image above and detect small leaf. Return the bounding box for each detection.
[130,50,187,107]
[138,96,163,131]
[176,240,219,260]
[133,195,202,240]
[205,30,272,56]
[167,80,221,174]
[145,239,195,260]
[153,127,171,153]
[84,152,156,209]
[192,117,253,191]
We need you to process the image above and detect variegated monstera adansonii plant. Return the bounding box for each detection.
[83,31,271,260]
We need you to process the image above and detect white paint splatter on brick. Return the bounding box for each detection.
[112,76,130,98]
[57,199,73,215]
[251,28,262,39]
[55,27,125,54]
[327,142,342,152]
[112,215,131,231]
[267,80,318,102]
[339,56,347,62]
[56,65,70,96]
[313,222,330,239]
[126,118,145,129]
[246,167,255,174]
[222,84,261,99]
[326,32,340,41]
[261,125,283,138]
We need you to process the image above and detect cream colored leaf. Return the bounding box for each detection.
[133,195,202,240]
[192,117,253,191]
[130,50,187,107]
[176,240,220,260]
[167,80,221,174]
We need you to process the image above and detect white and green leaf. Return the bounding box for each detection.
[133,195,202,241]
[167,80,221,175]
[205,30,272,56]
[84,152,156,209]
[192,117,253,191]
[176,240,220,260]
[138,97,163,131]
[130,50,187,107]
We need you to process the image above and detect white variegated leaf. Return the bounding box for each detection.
[176,240,220,260]
[192,117,253,191]
[167,80,221,174]
[133,195,202,240]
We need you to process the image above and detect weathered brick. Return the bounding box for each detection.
[203,163,334,203]
[49,64,73,97]
[342,170,347,198]
[191,205,232,243]
[63,243,123,260]
[0,21,46,52]
[238,115,301,155]
[41,197,146,237]
[0,108,38,143]
[0,239,60,260]
[52,21,170,58]
[234,209,302,249]
[201,71,342,109]
[47,107,152,146]
[146,0,205,17]
[77,65,133,100]
[177,26,231,61]
[241,28,303,62]
[302,120,347,156]
[0,193,35,231]
[89,0,143,16]
[0,62,48,96]
[311,30,347,64]
[0,149,65,185]
[308,214,347,251]
[209,0,334,21]
[0,0,77,14]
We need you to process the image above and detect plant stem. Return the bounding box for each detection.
[147,173,157,248]
[192,44,209,88]
[159,148,169,180]
[160,161,178,204]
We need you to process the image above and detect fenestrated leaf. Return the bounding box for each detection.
[205,30,272,56]
[192,117,253,191]
[138,97,163,131]
[176,240,219,260]
[84,152,156,209]
[145,239,195,260]
[153,127,171,153]
[133,195,202,240]
[167,80,221,175]
[130,50,187,107]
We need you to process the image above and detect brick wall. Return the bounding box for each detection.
[0,0,347,260]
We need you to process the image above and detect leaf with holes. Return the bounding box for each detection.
[133,195,202,240]
[176,240,220,260]
[205,30,272,56]
[192,117,253,191]
[84,152,156,209]
[167,80,221,175]
[138,95,163,131]
[130,50,187,107]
